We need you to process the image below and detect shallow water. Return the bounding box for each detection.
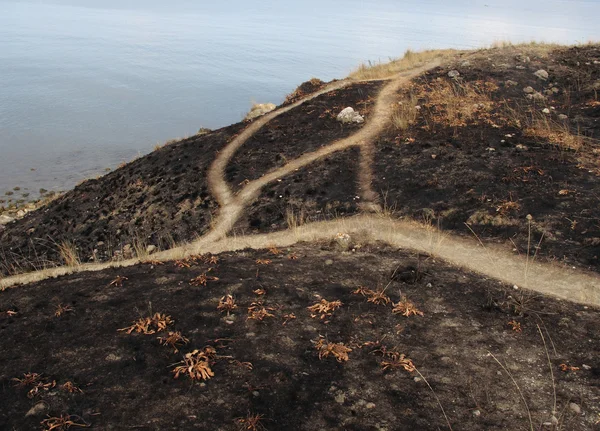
[0,0,598,203]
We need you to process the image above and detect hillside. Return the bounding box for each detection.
[1,43,600,430]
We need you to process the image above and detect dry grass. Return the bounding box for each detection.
[57,240,80,267]
[314,337,352,362]
[118,312,173,335]
[172,347,216,380]
[392,297,424,317]
[307,298,343,319]
[391,92,419,130]
[41,414,88,430]
[189,272,220,286]
[158,331,190,353]
[353,286,391,305]
[349,48,457,81]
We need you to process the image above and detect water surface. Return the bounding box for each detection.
[0,0,598,202]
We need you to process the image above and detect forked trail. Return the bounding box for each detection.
[1,59,599,307]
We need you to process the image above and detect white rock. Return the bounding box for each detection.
[534,69,549,80]
[516,144,529,151]
[542,108,551,114]
[523,86,535,94]
[558,114,568,121]
[25,403,48,417]
[336,107,364,124]
[532,92,546,101]
[505,80,518,87]
[569,402,581,414]
[515,65,526,70]
[448,70,460,78]
[461,61,471,67]
[245,103,277,121]
[146,245,157,254]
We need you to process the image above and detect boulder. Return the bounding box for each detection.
[245,103,276,121]
[534,69,549,80]
[336,107,364,124]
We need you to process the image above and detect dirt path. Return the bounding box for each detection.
[2,57,600,308]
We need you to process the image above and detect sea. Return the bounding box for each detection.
[0,0,599,203]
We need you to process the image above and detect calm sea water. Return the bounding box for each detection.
[0,0,599,203]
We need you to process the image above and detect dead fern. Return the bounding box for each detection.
[109,275,128,287]
[158,331,190,353]
[217,295,238,313]
[247,302,275,321]
[380,351,416,372]
[308,299,343,319]
[189,272,220,286]
[392,297,424,317]
[172,347,217,381]
[314,337,352,362]
[60,381,83,394]
[12,373,56,398]
[236,413,265,431]
[41,414,88,430]
[118,313,173,335]
[54,304,74,318]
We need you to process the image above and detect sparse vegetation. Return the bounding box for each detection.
[118,312,173,334]
[12,373,56,398]
[172,347,217,381]
[313,337,352,362]
[158,331,190,353]
[307,298,343,319]
[41,414,88,431]
[392,297,424,317]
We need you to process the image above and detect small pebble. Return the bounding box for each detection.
[569,403,581,414]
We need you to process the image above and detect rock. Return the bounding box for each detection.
[197,127,212,135]
[515,54,531,63]
[146,245,157,254]
[558,114,568,121]
[569,403,581,414]
[472,410,481,417]
[532,92,546,101]
[544,89,554,96]
[0,214,14,225]
[366,402,376,409]
[245,103,276,121]
[542,108,551,114]
[582,364,592,370]
[334,393,346,404]
[26,402,48,417]
[515,65,526,70]
[534,69,549,80]
[447,70,460,78]
[334,232,352,251]
[105,353,122,362]
[336,107,364,124]
[461,61,471,67]
[551,87,560,94]
[505,80,518,87]
[523,86,535,94]
[516,144,529,151]
[325,259,334,265]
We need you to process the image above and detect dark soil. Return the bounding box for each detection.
[1,243,598,430]
[233,148,361,234]
[227,81,383,189]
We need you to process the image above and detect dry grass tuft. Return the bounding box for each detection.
[392,297,424,317]
[57,240,80,267]
[217,294,238,313]
[255,259,272,265]
[41,414,88,430]
[314,337,352,362]
[172,347,217,381]
[118,312,173,335]
[12,373,56,398]
[349,48,457,80]
[391,93,419,130]
[158,331,190,353]
[308,299,343,319]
